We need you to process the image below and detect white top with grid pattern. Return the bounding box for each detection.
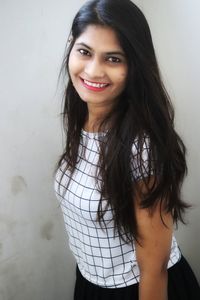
[54,129,181,288]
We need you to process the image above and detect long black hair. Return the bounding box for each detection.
[56,0,189,243]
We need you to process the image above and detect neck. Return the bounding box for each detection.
[84,115,102,132]
[84,103,112,132]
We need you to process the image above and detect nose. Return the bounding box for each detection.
[84,57,105,79]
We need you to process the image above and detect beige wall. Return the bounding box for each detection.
[0,1,199,299]
[0,1,84,299]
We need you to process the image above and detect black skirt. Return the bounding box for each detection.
[74,255,200,300]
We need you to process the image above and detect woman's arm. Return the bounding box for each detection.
[134,180,173,300]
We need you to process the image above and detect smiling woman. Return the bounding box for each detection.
[68,25,128,129]
[54,0,200,299]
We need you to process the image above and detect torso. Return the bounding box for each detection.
[54,129,181,288]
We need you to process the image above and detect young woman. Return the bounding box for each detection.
[54,0,200,299]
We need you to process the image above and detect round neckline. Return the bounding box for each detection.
[81,128,106,138]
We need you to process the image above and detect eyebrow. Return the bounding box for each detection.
[75,42,125,57]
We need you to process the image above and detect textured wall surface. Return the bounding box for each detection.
[0,1,83,299]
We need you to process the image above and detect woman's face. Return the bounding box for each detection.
[68,25,128,112]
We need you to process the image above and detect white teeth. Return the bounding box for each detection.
[84,79,108,88]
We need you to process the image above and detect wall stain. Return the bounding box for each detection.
[40,221,54,241]
[11,176,27,196]
[0,214,17,235]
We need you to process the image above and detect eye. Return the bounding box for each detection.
[78,49,90,56]
[107,56,121,63]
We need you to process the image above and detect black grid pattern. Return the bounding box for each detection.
[54,130,181,288]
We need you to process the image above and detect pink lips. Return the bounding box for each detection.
[80,78,110,92]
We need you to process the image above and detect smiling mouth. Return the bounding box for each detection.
[80,78,110,91]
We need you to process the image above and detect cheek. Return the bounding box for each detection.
[68,57,73,79]
[115,71,127,88]
[68,53,80,77]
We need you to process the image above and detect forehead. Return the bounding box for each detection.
[75,25,123,51]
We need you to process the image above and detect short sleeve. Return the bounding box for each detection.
[131,136,154,181]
